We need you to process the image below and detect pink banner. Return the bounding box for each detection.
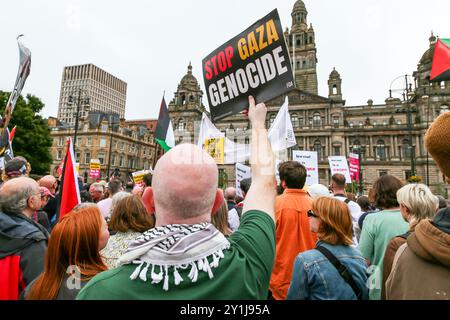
[348,153,359,182]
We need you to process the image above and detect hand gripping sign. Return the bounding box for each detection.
[203,9,294,122]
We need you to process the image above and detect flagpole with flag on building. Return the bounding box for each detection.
[154,94,175,153]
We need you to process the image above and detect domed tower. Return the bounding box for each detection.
[172,62,204,109]
[414,33,442,96]
[168,63,206,141]
[287,0,318,94]
[328,67,343,101]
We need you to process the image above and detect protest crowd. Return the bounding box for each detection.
[0,96,449,301]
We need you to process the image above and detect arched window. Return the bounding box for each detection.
[180,94,186,105]
[376,139,386,161]
[309,36,313,43]
[332,85,337,95]
[314,139,322,160]
[402,139,411,159]
[291,113,299,128]
[177,118,185,131]
[313,112,322,127]
[303,61,306,68]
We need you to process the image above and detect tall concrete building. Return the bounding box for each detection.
[57,64,127,125]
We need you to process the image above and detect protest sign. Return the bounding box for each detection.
[348,152,360,182]
[235,163,251,198]
[204,137,225,164]
[132,170,151,186]
[328,156,352,183]
[89,159,101,179]
[202,9,294,121]
[293,150,319,186]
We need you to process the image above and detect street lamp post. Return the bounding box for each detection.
[67,88,89,152]
[106,117,119,181]
[403,75,416,177]
[422,95,430,185]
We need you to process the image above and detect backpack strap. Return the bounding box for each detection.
[315,245,363,300]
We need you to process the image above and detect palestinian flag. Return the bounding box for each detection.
[430,38,450,82]
[155,97,175,152]
[57,137,80,220]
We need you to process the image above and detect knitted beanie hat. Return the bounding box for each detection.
[425,111,450,184]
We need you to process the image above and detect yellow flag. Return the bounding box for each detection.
[204,137,225,164]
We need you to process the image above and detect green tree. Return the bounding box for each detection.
[0,91,52,175]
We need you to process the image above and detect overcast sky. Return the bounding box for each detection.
[1,0,448,120]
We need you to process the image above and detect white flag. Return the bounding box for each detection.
[198,97,296,164]
[268,96,297,152]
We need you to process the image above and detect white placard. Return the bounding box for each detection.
[328,156,352,183]
[235,163,251,198]
[293,150,319,186]
[0,157,4,170]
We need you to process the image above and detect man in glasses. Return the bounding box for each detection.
[0,177,49,299]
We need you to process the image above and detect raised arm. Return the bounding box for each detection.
[242,96,276,221]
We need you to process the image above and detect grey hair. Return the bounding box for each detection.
[90,182,104,193]
[73,202,98,211]
[0,184,36,214]
[110,191,131,216]
[397,183,438,226]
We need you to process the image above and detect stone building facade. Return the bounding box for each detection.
[168,0,450,196]
[48,112,156,183]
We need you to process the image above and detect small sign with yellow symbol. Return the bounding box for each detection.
[204,137,225,164]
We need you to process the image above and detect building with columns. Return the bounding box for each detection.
[167,0,449,196]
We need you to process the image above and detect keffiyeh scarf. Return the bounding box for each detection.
[118,223,231,291]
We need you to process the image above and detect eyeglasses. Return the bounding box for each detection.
[307,210,319,218]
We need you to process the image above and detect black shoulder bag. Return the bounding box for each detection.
[315,245,363,300]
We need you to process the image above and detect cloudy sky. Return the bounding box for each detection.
[1,0,448,120]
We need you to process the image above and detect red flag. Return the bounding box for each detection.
[9,126,16,141]
[430,38,450,82]
[58,137,80,220]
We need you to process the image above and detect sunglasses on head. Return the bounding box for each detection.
[307,209,319,218]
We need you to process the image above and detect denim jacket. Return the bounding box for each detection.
[287,241,369,300]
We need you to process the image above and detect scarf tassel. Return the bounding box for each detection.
[173,266,183,286]
[139,262,150,282]
[163,265,169,291]
[151,264,164,284]
[130,262,144,280]
[188,262,198,282]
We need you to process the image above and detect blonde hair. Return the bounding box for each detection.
[312,196,353,246]
[396,183,438,229]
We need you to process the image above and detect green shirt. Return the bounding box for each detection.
[359,209,409,300]
[77,210,275,300]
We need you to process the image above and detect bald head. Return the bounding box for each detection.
[224,187,236,201]
[0,177,41,216]
[38,175,57,193]
[153,144,218,221]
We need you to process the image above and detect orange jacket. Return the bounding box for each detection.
[270,189,317,300]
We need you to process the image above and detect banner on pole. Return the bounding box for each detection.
[235,163,251,198]
[89,159,101,178]
[132,169,151,186]
[348,152,360,182]
[202,9,294,121]
[328,156,352,183]
[293,150,319,186]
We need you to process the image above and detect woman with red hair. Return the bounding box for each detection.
[22,206,109,300]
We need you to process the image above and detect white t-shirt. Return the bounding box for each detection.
[97,197,113,220]
[334,195,362,245]
[228,208,240,232]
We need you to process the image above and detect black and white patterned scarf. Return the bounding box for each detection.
[118,223,230,291]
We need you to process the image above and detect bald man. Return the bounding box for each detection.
[0,177,49,300]
[78,96,277,300]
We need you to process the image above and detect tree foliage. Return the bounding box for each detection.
[0,91,52,175]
